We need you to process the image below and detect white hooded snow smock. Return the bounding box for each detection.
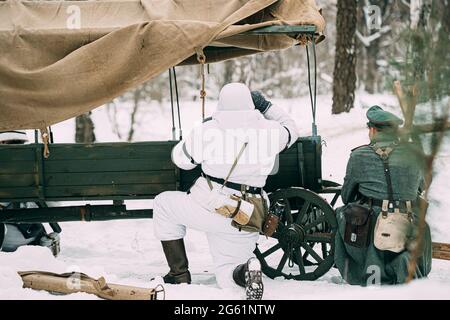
[153,83,299,289]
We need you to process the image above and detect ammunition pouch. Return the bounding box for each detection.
[230,193,269,234]
[214,192,255,226]
[262,212,279,237]
[343,203,373,248]
[211,190,268,234]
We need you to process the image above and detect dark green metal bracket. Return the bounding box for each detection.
[244,25,316,35]
[0,205,153,223]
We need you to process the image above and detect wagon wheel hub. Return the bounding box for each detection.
[279,224,305,249]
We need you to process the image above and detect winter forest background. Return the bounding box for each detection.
[74,0,449,143]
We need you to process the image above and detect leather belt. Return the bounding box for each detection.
[360,196,415,211]
[202,172,263,194]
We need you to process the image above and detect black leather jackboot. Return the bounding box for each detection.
[232,257,264,300]
[161,239,191,284]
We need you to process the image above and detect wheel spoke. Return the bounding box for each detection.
[277,251,289,272]
[321,242,329,258]
[303,214,327,231]
[303,250,309,261]
[283,198,293,225]
[301,243,324,263]
[295,248,306,274]
[304,232,332,243]
[304,242,320,266]
[296,200,310,224]
[261,243,282,258]
[330,193,340,207]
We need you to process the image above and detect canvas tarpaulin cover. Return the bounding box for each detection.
[0,0,325,130]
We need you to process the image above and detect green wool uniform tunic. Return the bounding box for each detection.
[334,130,433,285]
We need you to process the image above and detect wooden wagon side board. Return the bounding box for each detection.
[0,137,322,203]
[0,141,178,202]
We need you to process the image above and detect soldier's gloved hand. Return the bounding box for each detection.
[251,91,272,114]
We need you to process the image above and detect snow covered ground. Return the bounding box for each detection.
[1,92,449,299]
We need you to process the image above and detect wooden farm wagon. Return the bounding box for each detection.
[4,0,445,284]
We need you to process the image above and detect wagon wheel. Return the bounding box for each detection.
[254,187,337,281]
[319,180,342,209]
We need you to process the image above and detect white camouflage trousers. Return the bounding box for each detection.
[153,187,259,289]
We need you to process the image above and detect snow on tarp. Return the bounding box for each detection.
[0,0,325,131]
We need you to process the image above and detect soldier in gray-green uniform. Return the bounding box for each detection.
[334,106,432,285]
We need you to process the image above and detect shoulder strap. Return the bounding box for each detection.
[351,144,369,152]
[222,142,248,188]
[370,143,396,203]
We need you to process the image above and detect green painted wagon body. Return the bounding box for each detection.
[0,137,322,203]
